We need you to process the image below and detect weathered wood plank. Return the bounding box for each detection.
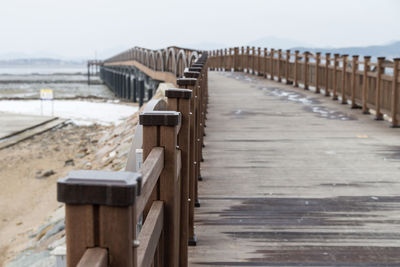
[136,147,164,221]
[65,205,96,267]
[77,248,108,267]
[137,201,164,267]
[99,205,135,267]
[189,71,400,267]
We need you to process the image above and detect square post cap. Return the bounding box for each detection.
[139,111,181,126]
[184,71,200,78]
[57,170,141,206]
[177,78,197,86]
[165,88,192,99]
[188,67,202,72]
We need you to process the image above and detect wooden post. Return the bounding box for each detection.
[294,50,299,87]
[216,49,220,71]
[270,49,275,80]
[216,50,220,71]
[325,53,331,96]
[177,77,198,246]
[277,49,282,82]
[234,47,239,71]
[264,48,268,78]
[240,46,244,72]
[58,170,140,267]
[140,111,182,267]
[224,48,227,71]
[251,46,255,74]
[375,57,385,120]
[209,50,214,70]
[341,54,348,104]
[214,50,217,71]
[285,50,290,84]
[362,56,371,114]
[230,48,233,71]
[257,47,262,76]
[304,51,309,90]
[245,46,250,73]
[391,58,400,127]
[333,54,339,100]
[351,55,359,108]
[315,52,321,93]
[165,89,192,267]
[219,49,222,71]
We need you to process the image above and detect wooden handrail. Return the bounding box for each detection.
[136,147,164,221]
[209,46,399,127]
[137,201,164,267]
[77,248,108,267]
[59,51,208,267]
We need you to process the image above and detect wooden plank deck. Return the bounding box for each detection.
[188,71,400,267]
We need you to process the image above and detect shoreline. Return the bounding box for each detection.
[1,107,141,266]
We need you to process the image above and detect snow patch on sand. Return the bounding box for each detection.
[0,100,138,126]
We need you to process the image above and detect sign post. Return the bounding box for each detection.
[40,89,54,116]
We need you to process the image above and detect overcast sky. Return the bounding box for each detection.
[1,0,399,59]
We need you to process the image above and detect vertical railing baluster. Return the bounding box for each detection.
[325,53,331,96]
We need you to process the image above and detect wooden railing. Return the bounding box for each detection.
[208,47,400,127]
[57,52,208,267]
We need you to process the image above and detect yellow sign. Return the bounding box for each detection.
[40,89,54,100]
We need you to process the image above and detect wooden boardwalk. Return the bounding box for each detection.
[189,71,400,266]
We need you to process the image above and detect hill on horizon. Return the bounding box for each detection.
[185,38,399,59]
[291,41,400,59]
[1,39,399,62]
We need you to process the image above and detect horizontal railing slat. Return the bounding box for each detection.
[76,248,108,267]
[176,149,182,182]
[138,201,164,267]
[136,147,164,221]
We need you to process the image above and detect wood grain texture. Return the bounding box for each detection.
[136,147,164,221]
[99,206,134,267]
[77,248,108,267]
[189,71,400,267]
[142,126,159,221]
[65,205,96,267]
[137,201,164,267]
[159,125,180,267]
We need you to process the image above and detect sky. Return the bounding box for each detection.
[0,0,399,59]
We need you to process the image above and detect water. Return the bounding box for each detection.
[0,64,114,99]
[0,64,86,75]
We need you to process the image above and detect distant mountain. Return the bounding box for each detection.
[0,58,86,66]
[247,36,311,50]
[0,51,66,61]
[291,41,400,59]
